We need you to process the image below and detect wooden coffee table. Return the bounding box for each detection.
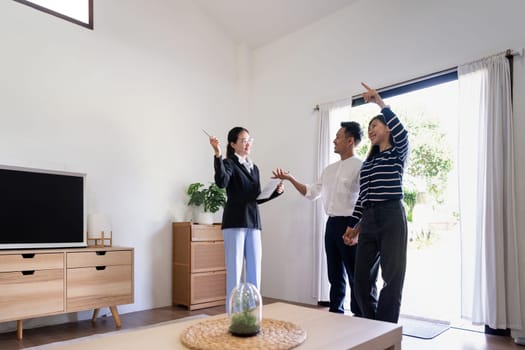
[43,302,401,349]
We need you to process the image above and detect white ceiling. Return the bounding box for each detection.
[193,0,358,48]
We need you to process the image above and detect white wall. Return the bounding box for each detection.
[251,0,525,335]
[0,0,239,331]
[2,0,525,337]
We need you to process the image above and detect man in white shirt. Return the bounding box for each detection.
[273,121,364,315]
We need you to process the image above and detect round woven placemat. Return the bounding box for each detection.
[180,317,307,350]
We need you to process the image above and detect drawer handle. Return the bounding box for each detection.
[96,266,106,271]
[96,251,107,256]
[22,254,35,259]
[21,270,35,275]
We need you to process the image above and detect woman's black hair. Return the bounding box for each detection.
[226,126,249,157]
[340,121,363,146]
[365,114,394,162]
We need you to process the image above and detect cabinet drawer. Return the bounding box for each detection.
[66,265,133,312]
[191,242,225,272]
[0,253,63,273]
[67,250,132,268]
[0,269,64,322]
[191,224,223,241]
[191,271,226,304]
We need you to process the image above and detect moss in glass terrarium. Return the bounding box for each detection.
[228,282,262,337]
[229,311,260,336]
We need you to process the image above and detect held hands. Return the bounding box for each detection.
[209,136,221,157]
[361,82,386,109]
[342,225,360,246]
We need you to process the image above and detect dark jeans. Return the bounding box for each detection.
[325,216,361,315]
[354,200,407,323]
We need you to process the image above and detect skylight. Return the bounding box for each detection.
[13,0,93,29]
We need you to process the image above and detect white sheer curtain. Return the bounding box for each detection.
[458,53,522,331]
[313,100,351,302]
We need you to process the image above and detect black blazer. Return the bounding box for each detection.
[214,155,281,230]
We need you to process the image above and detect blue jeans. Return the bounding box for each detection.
[222,228,262,312]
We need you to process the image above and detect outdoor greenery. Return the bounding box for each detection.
[187,182,226,213]
[403,190,417,222]
[411,227,437,249]
[403,114,452,205]
[352,105,453,212]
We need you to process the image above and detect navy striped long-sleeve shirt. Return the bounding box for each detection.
[347,106,409,228]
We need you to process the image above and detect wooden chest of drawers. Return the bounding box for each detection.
[0,247,134,339]
[0,252,64,322]
[66,250,134,312]
[172,222,226,310]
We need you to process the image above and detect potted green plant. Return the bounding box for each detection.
[187,182,226,224]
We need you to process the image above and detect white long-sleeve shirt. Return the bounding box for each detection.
[305,156,362,217]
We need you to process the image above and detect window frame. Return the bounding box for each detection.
[12,0,93,30]
[352,69,458,107]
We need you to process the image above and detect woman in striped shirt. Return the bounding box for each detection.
[343,82,409,323]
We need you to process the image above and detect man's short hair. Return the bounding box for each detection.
[340,121,363,145]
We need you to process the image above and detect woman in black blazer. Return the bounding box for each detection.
[209,126,283,311]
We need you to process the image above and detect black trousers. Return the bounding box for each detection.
[354,200,407,323]
[325,216,361,315]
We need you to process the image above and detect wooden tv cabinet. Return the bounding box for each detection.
[0,246,134,339]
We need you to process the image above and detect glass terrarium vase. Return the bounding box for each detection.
[228,282,262,337]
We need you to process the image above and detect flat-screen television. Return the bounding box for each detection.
[0,164,86,249]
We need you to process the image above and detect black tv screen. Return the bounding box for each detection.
[0,165,86,249]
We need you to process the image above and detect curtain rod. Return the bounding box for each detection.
[313,67,456,112]
[506,48,523,57]
[313,48,523,112]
